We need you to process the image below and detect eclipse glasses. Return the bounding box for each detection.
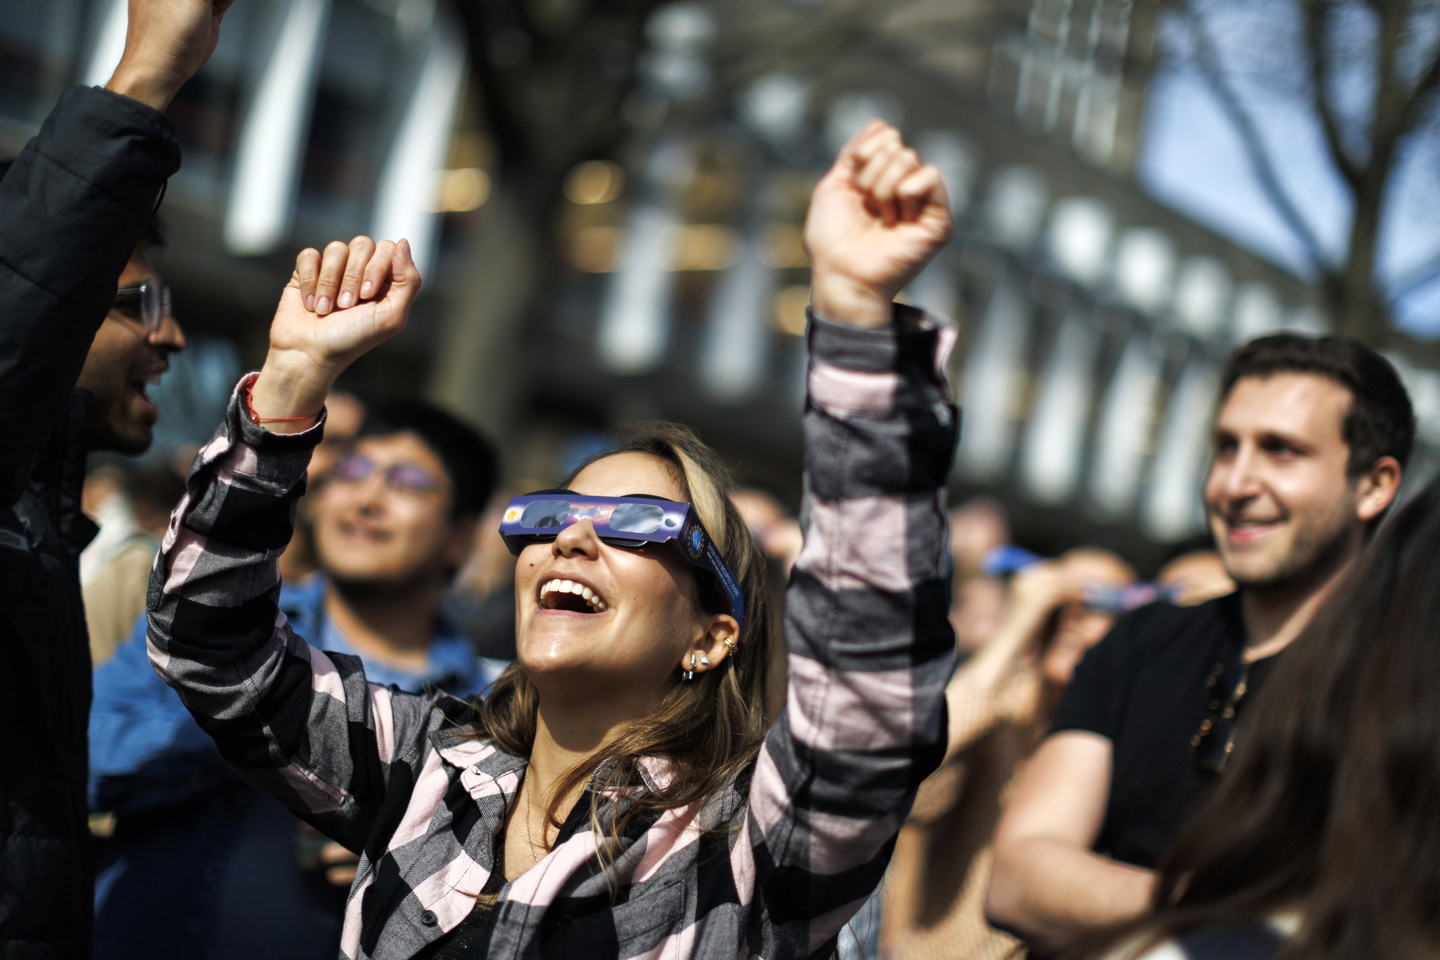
[499,492,745,629]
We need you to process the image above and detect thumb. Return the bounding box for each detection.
[376,239,422,325]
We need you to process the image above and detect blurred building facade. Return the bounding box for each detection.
[3,0,1437,568]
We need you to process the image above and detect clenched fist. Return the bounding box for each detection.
[804,121,954,328]
[249,237,421,432]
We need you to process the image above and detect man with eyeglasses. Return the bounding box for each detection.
[88,399,504,960]
[986,335,1415,956]
[0,0,230,954]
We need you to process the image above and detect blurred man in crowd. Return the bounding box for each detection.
[947,498,1011,654]
[81,460,187,666]
[89,400,504,960]
[278,379,367,581]
[988,335,1414,954]
[885,548,1135,960]
[0,0,224,951]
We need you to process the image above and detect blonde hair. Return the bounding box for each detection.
[470,422,775,863]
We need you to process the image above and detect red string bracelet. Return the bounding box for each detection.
[243,380,323,424]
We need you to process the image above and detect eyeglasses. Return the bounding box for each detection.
[111,279,173,332]
[499,490,745,629]
[1191,658,1251,776]
[330,454,441,496]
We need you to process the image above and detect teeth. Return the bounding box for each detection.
[539,578,606,611]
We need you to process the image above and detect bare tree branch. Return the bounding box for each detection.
[1388,248,1440,301]
[1299,0,1362,186]
[1178,0,1332,273]
[1399,33,1440,129]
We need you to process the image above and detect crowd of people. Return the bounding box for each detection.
[1,2,1439,960]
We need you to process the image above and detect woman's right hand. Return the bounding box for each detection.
[250,237,421,432]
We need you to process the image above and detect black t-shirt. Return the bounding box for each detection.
[1048,592,1276,869]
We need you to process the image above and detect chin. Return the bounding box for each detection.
[99,428,154,456]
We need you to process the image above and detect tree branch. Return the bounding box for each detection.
[1299,0,1362,186]
[1388,248,1440,301]
[1398,29,1440,129]
[1178,0,1333,273]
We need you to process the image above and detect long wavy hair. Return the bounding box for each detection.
[470,422,776,856]
[1072,473,1440,960]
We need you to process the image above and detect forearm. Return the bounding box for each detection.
[987,837,1155,951]
[148,373,319,717]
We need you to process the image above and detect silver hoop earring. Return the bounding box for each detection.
[722,638,737,651]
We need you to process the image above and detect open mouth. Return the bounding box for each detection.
[538,578,608,613]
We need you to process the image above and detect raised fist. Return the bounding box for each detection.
[804,121,954,328]
[105,0,238,112]
[249,237,421,431]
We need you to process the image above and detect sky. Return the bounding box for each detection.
[1135,2,1440,338]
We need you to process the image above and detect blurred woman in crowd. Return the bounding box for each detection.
[884,548,1135,960]
[144,121,959,959]
[1080,474,1440,960]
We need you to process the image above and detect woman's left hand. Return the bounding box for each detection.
[804,121,954,328]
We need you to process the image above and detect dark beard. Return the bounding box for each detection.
[1233,517,1355,596]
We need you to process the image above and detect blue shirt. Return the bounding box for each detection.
[89,575,508,960]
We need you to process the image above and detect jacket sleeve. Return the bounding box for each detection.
[744,306,959,952]
[89,612,234,815]
[144,376,445,852]
[0,86,180,507]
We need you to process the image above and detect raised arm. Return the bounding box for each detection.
[744,122,959,950]
[146,239,427,850]
[0,0,229,505]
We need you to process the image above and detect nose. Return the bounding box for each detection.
[552,519,602,560]
[1209,440,1262,508]
[147,312,187,354]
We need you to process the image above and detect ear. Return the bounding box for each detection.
[680,613,740,676]
[1355,455,1402,523]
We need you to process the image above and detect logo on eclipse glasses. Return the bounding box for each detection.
[688,527,704,558]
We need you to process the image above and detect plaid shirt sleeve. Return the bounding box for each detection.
[144,374,441,853]
[742,306,959,956]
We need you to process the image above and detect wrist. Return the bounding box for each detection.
[104,61,182,113]
[809,272,894,329]
[249,351,334,434]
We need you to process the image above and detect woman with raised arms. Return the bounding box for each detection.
[146,121,957,960]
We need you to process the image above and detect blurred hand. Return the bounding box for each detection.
[319,841,360,887]
[250,237,420,431]
[1009,562,1084,617]
[804,121,953,328]
[105,0,236,112]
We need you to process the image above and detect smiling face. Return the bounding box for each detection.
[311,432,471,591]
[77,252,187,454]
[514,451,736,709]
[1204,373,1366,592]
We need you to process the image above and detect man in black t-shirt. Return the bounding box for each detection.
[986,335,1416,955]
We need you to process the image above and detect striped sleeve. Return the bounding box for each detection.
[144,374,440,851]
[745,306,959,956]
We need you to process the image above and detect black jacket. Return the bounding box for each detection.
[0,86,179,960]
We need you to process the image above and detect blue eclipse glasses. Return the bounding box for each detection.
[499,491,745,630]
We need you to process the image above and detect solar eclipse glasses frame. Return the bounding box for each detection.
[499,491,745,630]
